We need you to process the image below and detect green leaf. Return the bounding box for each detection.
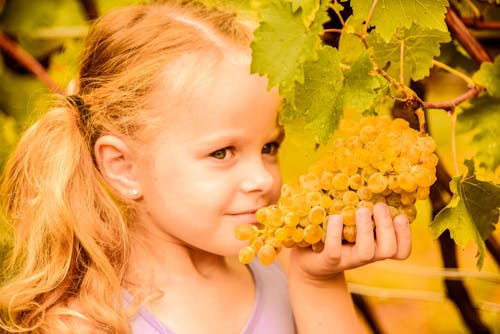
[338,16,366,64]
[280,46,343,143]
[342,51,381,113]
[286,0,321,26]
[431,159,500,269]
[350,0,449,42]
[457,95,500,172]
[472,55,500,98]
[367,24,450,82]
[250,0,329,94]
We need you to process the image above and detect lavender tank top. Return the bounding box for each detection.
[125,260,296,333]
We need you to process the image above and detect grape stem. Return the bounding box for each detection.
[331,0,346,27]
[323,28,343,34]
[431,59,475,86]
[361,0,378,40]
[421,85,480,111]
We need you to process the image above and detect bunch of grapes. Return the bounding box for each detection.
[235,115,438,265]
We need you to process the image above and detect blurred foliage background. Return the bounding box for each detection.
[0,0,499,333]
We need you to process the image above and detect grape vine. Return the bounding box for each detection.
[247,0,499,270]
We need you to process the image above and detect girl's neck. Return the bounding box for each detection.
[122,230,234,293]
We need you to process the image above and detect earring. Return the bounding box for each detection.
[128,189,140,197]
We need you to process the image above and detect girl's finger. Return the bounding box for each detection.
[372,203,397,259]
[353,207,375,263]
[392,214,412,259]
[322,214,344,263]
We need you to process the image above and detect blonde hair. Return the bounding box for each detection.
[0,1,253,333]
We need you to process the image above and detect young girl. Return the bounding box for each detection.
[0,1,412,333]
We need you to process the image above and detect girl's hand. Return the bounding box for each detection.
[288,202,412,281]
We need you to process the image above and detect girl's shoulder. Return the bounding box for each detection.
[241,260,296,334]
[126,260,295,334]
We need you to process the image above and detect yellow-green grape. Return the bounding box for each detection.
[274,226,291,241]
[292,194,309,217]
[349,174,363,190]
[388,205,399,219]
[256,205,282,228]
[234,223,257,241]
[367,172,388,193]
[291,227,305,243]
[237,115,439,265]
[397,171,418,192]
[410,165,436,187]
[393,157,412,173]
[340,159,358,176]
[319,194,333,209]
[332,173,350,190]
[400,145,420,165]
[311,241,325,253]
[357,186,373,201]
[386,192,402,208]
[239,246,255,264]
[258,244,277,266]
[283,212,300,227]
[304,224,324,244]
[415,186,430,200]
[319,171,334,190]
[400,204,417,222]
[299,173,319,191]
[400,191,416,205]
[329,198,344,213]
[342,190,360,207]
[308,205,327,224]
[342,225,357,243]
[359,124,377,143]
[417,136,437,153]
[341,206,356,226]
[306,191,322,206]
[357,200,374,212]
[339,118,360,136]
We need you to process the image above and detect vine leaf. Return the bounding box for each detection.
[350,0,449,42]
[430,159,500,269]
[457,95,500,172]
[281,45,343,143]
[472,55,500,98]
[250,0,329,95]
[286,0,320,26]
[342,51,381,113]
[367,24,450,83]
[338,16,366,64]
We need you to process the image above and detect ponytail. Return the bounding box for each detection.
[0,99,131,333]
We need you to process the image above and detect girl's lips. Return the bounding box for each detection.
[227,211,258,224]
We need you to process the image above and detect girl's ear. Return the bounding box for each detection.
[94,135,142,199]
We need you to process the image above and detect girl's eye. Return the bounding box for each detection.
[262,142,280,155]
[210,148,233,160]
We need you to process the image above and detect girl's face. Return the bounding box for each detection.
[136,57,283,256]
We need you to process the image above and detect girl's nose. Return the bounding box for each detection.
[240,159,275,194]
